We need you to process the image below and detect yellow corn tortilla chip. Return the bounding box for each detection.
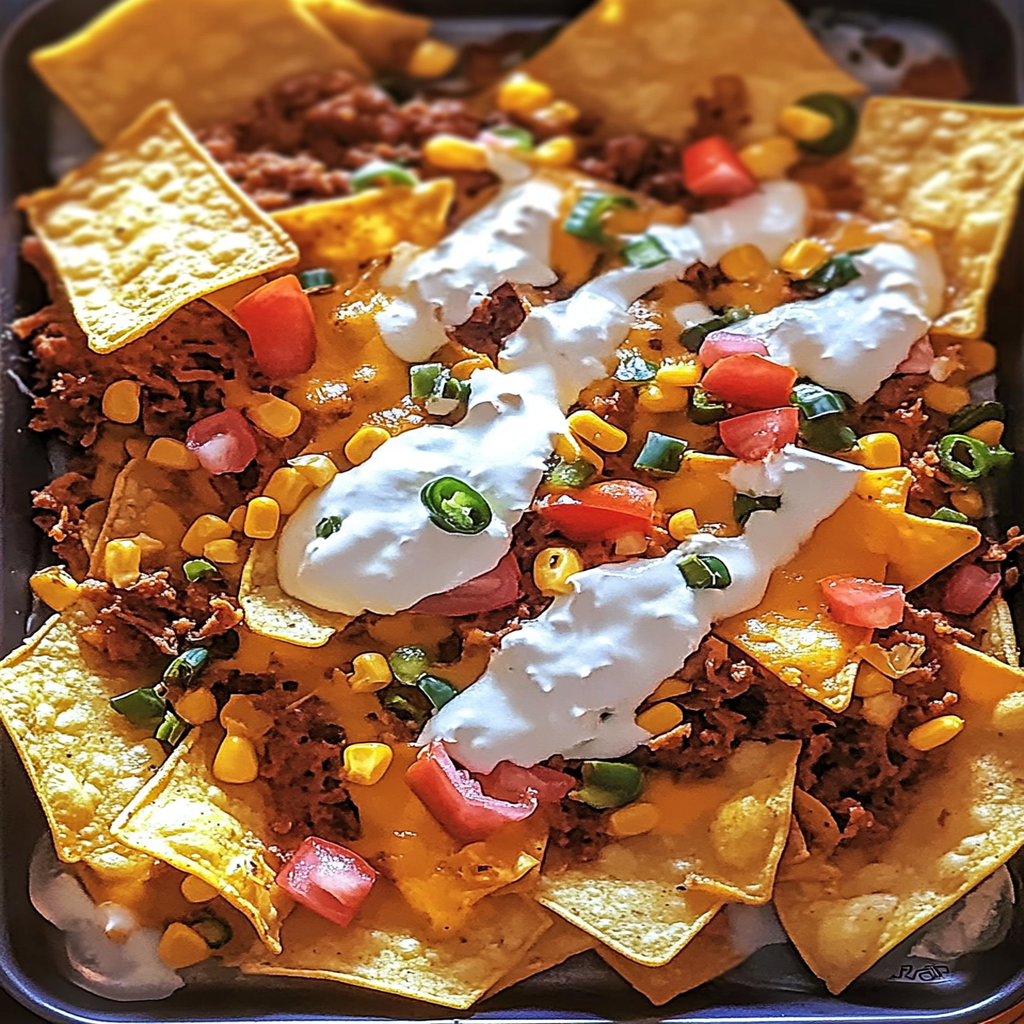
[971,596,1020,667]
[850,97,1024,338]
[31,0,367,143]
[538,741,799,965]
[519,0,862,143]
[0,612,162,885]
[241,885,552,1010]
[299,0,429,70]
[19,101,299,355]
[774,645,1024,993]
[112,727,289,953]
[240,539,351,647]
[484,913,597,997]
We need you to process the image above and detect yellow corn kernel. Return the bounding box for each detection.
[147,437,200,472]
[638,382,689,413]
[719,244,772,284]
[243,497,281,540]
[779,238,829,279]
[30,566,81,611]
[923,381,971,415]
[451,355,494,380]
[228,505,247,531]
[958,339,996,379]
[951,488,986,519]
[529,99,580,133]
[967,420,1004,446]
[212,734,259,785]
[655,362,701,388]
[220,695,274,740]
[738,136,799,180]
[343,742,394,786]
[349,652,393,693]
[651,677,693,700]
[288,453,340,488]
[180,874,218,904]
[158,922,212,970]
[101,379,141,424]
[552,432,603,473]
[567,410,627,453]
[174,688,218,726]
[635,701,684,736]
[779,104,833,142]
[532,135,577,168]
[248,394,302,439]
[181,514,232,556]
[203,538,240,565]
[263,467,314,515]
[344,425,391,466]
[668,508,699,541]
[497,72,554,116]
[853,662,893,699]
[104,538,141,589]
[608,801,660,838]
[406,37,459,79]
[423,133,489,171]
[848,432,902,470]
[907,714,965,751]
[533,546,583,596]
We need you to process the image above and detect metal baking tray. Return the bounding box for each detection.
[2,0,1024,1020]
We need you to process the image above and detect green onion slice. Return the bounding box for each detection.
[679,554,732,590]
[931,507,970,524]
[634,432,687,475]
[948,401,1005,434]
[794,93,859,156]
[378,683,432,730]
[188,912,233,949]
[410,363,445,399]
[621,234,670,269]
[574,761,644,809]
[689,387,728,424]
[680,306,752,351]
[154,708,188,746]
[792,249,868,296]
[488,125,534,151]
[297,268,336,293]
[110,687,167,729]
[351,160,419,192]
[162,647,209,688]
[316,515,343,539]
[389,645,431,684]
[614,353,658,385]
[937,433,1013,483]
[791,381,847,420]
[418,674,458,710]
[183,558,219,583]
[546,457,597,491]
[563,191,637,244]
[734,493,782,526]
[800,414,856,453]
[421,476,493,535]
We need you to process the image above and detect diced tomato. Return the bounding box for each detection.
[478,761,575,805]
[701,354,797,410]
[895,336,934,374]
[534,479,658,541]
[682,135,757,199]
[820,576,906,628]
[232,275,317,379]
[941,562,1000,617]
[275,836,376,928]
[186,408,258,475]
[700,332,769,367]
[718,407,799,461]
[407,740,538,844]
[411,552,522,616]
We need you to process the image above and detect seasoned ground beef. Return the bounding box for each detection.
[448,283,526,360]
[32,472,96,579]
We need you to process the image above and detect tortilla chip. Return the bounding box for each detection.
[484,913,597,997]
[850,97,1024,337]
[519,0,862,143]
[598,910,745,1005]
[0,612,161,885]
[538,741,799,965]
[774,645,1024,992]
[971,596,1020,667]
[240,539,350,647]
[19,102,298,355]
[241,885,551,1010]
[111,727,289,953]
[31,0,366,143]
[299,0,429,70]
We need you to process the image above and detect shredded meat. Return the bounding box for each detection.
[447,283,526,360]
[32,472,95,578]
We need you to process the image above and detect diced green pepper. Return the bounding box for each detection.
[389,646,431,684]
[679,554,732,590]
[109,687,167,729]
[733,493,782,526]
[634,432,687,475]
[418,674,458,710]
[574,761,644,809]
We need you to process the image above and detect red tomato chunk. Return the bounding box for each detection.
[186,408,258,475]
[479,760,575,805]
[275,836,376,928]
[718,407,799,461]
[941,562,1000,617]
[233,275,317,379]
[699,332,769,367]
[682,135,757,199]
[820,576,906,628]
[535,479,658,541]
[701,354,797,410]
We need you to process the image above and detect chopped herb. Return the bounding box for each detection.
[679,554,731,590]
[421,476,493,535]
[634,432,687,475]
[316,515,343,539]
[563,191,636,244]
[350,159,418,191]
[183,558,218,583]
[621,234,670,268]
[734,493,782,526]
[614,353,658,385]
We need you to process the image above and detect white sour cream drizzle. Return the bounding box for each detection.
[421,448,861,771]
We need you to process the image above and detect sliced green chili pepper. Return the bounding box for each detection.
[679,554,732,590]
[418,674,458,710]
[489,125,534,151]
[931,507,970,524]
[351,160,419,191]
[793,93,859,156]
[621,234,670,269]
[733,493,782,527]
[634,432,687,475]
[389,645,431,684]
[316,515,343,539]
[546,457,597,490]
[410,363,446,399]
[948,401,1005,434]
[792,249,869,296]
[297,268,336,293]
[109,687,167,729]
[378,683,433,730]
[937,433,1013,483]
[790,381,847,420]
[154,708,188,746]
[183,558,219,583]
[563,191,636,244]
[689,387,728,424]
[421,476,493,535]
[162,647,209,688]
[800,414,856,453]
[188,911,233,949]
[614,353,658,385]
[679,306,752,351]
[574,761,644,809]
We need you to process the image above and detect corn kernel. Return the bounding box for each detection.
[608,801,660,838]
[651,677,693,700]
[655,362,701,388]
[907,714,965,751]
[247,394,302,439]
[779,238,829,279]
[147,437,200,472]
[497,72,554,116]
[213,734,259,785]
[779,104,834,142]
[288,453,340,488]
[958,339,996,379]
[174,688,218,726]
[220,695,274,740]
[30,566,81,611]
[451,355,494,380]
[847,432,902,470]
[719,244,772,284]
[532,135,576,168]
[344,425,391,466]
[263,467,314,515]
[951,488,986,519]
[343,742,394,786]
[668,509,699,541]
[615,531,648,556]
[552,432,603,472]
[228,505,247,531]
[104,538,141,589]
[853,662,893,699]
[529,100,580,133]
[243,497,281,540]
[923,381,971,415]
[182,514,232,556]
[203,538,240,565]
[158,922,212,969]
[349,652,393,693]
[423,134,489,171]
[180,875,218,904]
[635,701,684,736]
[567,410,627,453]
[102,379,141,424]
[533,546,583,596]
[967,420,1004,446]
[638,382,689,413]
[406,37,459,79]
[738,136,799,180]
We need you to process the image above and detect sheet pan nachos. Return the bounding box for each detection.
[5,0,1024,1008]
